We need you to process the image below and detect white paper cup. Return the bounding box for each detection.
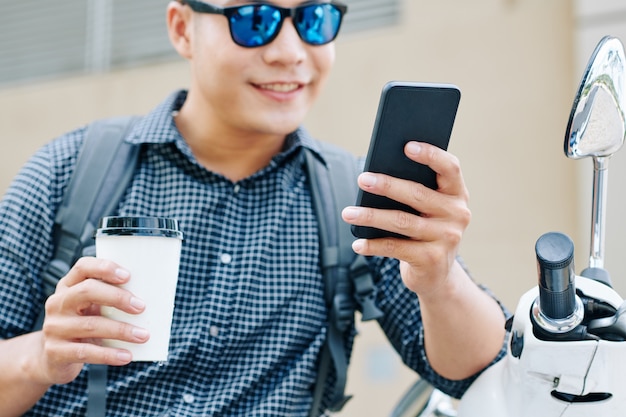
[95,216,183,362]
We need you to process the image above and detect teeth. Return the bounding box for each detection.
[260,83,299,92]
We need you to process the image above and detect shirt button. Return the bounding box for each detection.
[209,325,220,337]
[233,184,241,193]
[182,393,195,404]
[220,253,232,264]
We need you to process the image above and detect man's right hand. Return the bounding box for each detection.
[0,257,148,416]
[37,256,149,385]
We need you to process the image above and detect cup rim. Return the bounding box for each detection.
[95,216,183,239]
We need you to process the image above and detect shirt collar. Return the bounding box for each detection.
[125,90,187,146]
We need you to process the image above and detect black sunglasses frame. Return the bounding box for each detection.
[179,0,348,47]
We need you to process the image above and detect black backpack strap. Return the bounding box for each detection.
[37,116,141,417]
[304,141,383,416]
[38,116,141,318]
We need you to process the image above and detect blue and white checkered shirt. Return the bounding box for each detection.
[0,90,504,416]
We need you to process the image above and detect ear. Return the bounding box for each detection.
[166,1,193,59]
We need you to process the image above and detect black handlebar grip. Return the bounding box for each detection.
[535,232,576,320]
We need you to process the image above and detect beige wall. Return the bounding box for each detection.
[0,0,587,415]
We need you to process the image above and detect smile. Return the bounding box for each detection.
[257,83,300,93]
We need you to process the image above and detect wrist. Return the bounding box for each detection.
[19,332,53,388]
[0,332,51,414]
[415,260,468,305]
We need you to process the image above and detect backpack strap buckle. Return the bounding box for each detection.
[327,393,353,412]
[331,285,356,332]
[350,256,384,322]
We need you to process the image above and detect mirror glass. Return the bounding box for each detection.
[565,36,626,159]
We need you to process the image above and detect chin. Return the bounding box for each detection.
[263,126,300,139]
[260,115,306,136]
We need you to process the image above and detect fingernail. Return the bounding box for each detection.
[406,142,421,156]
[115,268,130,280]
[360,173,377,187]
[342,207,360,220]
[117,351,132,362]
[132,327,149,340]
[130,297,146,310]
[352,239,365,252]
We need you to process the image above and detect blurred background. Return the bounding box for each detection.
[1,0,626,415]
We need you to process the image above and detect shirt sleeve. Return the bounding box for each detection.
[369,255,510,399]
[0,129,84,338]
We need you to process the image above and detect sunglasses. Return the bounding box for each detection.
[180,1,348,48]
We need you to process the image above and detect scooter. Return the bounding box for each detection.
[390,35,626,417]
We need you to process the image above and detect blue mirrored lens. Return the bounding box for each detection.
[229,5,282,47]
[295,4,341,45]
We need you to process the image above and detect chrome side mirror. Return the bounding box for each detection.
[564,35,626,272]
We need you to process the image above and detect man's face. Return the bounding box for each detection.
[185,0,337,138]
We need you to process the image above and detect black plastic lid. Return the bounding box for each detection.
[95,216,183,238]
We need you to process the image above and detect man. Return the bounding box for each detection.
[0,1,507,415]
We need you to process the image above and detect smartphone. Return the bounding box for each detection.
[351,81,461,239]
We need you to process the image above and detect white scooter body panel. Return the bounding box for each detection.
[457,276,626,416]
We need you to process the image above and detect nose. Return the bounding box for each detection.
[262,18,306,65]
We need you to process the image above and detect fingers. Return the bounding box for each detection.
[357,171,437,216]
[344,205,438,242]
[355,143,469,221]
[344,209,464,258]
[39,257,149,376]
[49,342,133,367]
[404,141,468,196]
[49,269,145,318]
[342,141,470,266]
[42,313,148,368]
[49,258,145,324]
[44,313,149,347]
[343,174,470,243]
[59,257,130,289]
